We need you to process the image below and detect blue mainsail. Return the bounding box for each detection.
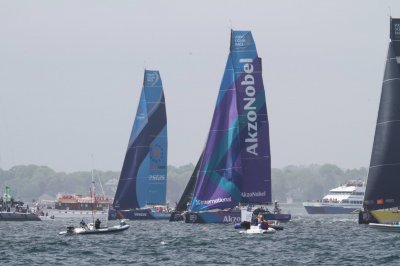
[190,31,271,212]
[113,70,168,210]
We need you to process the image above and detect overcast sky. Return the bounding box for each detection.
[0,0,399,172]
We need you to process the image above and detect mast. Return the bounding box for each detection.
[90,155,95,226]
[364,18,400,211]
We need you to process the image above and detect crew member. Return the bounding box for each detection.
[95,218,101,229]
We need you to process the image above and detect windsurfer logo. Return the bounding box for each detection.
[240,58,258,156]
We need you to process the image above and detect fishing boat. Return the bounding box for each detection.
[108,70,170,220]
[183,30,290,224]
[359,18,400,225]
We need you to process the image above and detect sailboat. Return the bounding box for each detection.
[359,18,400,226]
[108,70,170,220]
[183,30,291,224]
[169,154,203,221]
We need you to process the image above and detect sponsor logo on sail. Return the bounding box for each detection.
[241,191,266,198]
[149,175,166,181]
[150,143,164,163]
[194,197,232,206]
[394,23,400,38]
[146,71,160,86]
[240,58,258,156]
[233,33,250,48]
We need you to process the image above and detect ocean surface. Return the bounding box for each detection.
[1,204,400,265]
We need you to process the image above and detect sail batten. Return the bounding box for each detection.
[113,70,167,210]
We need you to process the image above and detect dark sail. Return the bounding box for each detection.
[175,153,203,212]
[364,18,400,210]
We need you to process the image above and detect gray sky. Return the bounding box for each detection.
[0,0,399,172]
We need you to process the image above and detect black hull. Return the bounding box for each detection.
[169,211,184,222]
[358,210,378,224]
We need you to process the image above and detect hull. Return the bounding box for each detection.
[59,224,130,235]
[239,226,276,234]
[44,209,108,218]
[0,212,41,221]
[185,210,291,224]
[368,223,400,232]
[303,202,360,214]
[108,208,171,220]
[371,210,400,224]
[169,211,184,222]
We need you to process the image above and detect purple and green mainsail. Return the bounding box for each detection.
[190,31,271,212]
[113,70,167,210]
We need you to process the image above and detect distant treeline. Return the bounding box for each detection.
[0,164,367,204]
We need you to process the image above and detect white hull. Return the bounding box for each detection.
[240,225,276,234]
[45,209,108,218]
[368,223,400,232]
[59,224,130,235]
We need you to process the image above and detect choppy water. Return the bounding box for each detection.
[1,204,400,265]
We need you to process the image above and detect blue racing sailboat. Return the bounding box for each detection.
[184,30,290,223]
[108,70,170,220]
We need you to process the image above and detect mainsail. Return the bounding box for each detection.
[190,31,271,212]
[364,18,400,211]
[113,70,167,210]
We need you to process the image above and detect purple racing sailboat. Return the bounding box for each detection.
[108,70,170,220]
[184,30,290,223]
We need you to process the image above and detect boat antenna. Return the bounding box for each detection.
[387,6,392,18]
[90,154,95,226]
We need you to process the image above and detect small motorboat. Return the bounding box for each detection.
[368,222,400,232]
[59,221,130,235]
[240,225,276,234]
[234,221,283,231]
